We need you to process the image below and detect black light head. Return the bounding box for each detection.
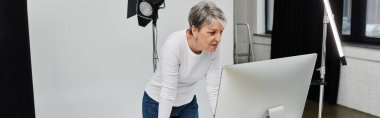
[127,0,165,27]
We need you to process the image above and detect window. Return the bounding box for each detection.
[342,0,380,44]
[265,0,274,34]
[342,0,351,35]
[365,0,380,38]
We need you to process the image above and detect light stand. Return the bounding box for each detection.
[317,10,328,118]
[127,0,165,72]
[317,0,347,118]
[152,23,158,71]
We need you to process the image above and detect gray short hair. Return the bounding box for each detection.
[188,1,226,35]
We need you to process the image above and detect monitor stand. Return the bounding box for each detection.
[267,106,286,118]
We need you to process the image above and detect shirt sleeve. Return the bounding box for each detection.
[205,46,223,115]
[158,39,180,118]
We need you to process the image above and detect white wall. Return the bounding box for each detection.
[27,0,233,118]
[249,0,272,61]
[338,45,380,117]
[251,35,271,61]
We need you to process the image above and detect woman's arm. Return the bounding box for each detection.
[158,39,180,118]
[205,47,222,115]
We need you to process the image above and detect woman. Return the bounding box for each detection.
[142,1,226,118]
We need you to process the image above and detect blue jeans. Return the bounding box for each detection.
[142,91,199,118]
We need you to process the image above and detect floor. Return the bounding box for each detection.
[302,100,379,118]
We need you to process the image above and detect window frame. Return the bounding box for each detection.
[343,0,380,45]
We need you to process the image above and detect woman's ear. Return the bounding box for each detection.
[191,25,198,37]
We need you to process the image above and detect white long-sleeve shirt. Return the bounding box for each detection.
[145,29,222,118]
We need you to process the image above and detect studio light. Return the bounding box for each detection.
[323,0,347,65]
[127,0,165,27]
[317,0,348,118]
[127,0,165,71]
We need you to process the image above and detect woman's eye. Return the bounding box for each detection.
[209,32,216,35]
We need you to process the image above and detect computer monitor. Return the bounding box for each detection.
[215,53,317,118]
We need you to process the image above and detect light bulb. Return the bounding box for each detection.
[139,2,153,17]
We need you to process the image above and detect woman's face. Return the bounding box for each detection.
[192,19,224,52]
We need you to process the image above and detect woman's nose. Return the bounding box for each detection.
[215,34,221,42]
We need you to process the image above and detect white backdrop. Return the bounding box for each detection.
[27,0,233,118]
